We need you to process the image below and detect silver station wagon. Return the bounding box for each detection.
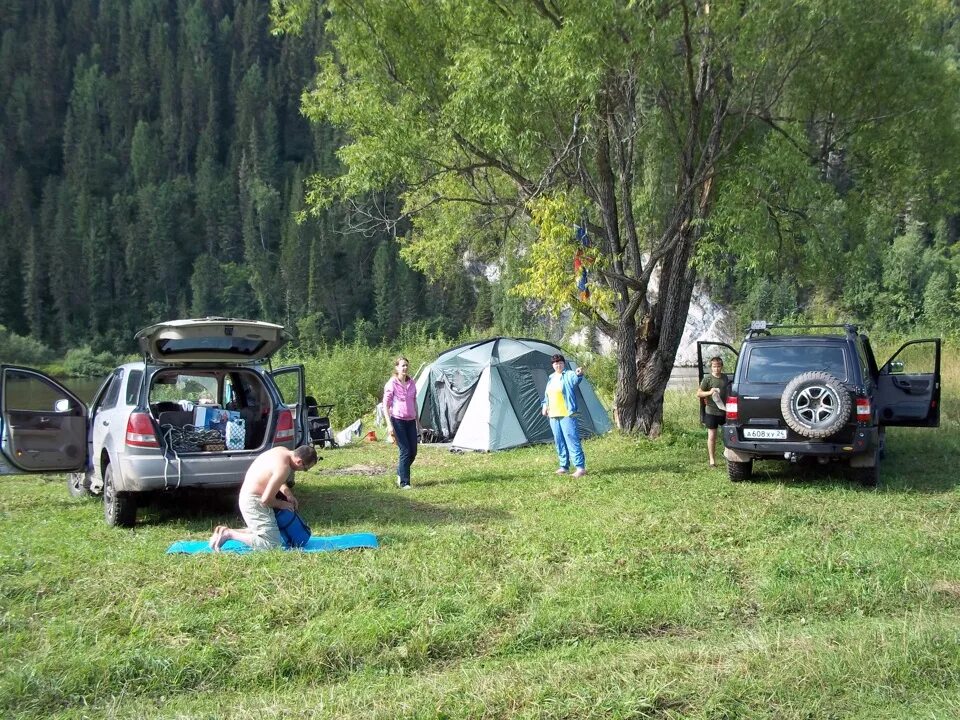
[0,318,312,527]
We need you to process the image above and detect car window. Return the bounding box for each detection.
[98,371,123,410]
[150,373,219,406]
[272,371,302,405]
[856,338,873,387]
[884,342,938,375]
[2,368,80,413]
[224,375,236,407]
[125,370,143,405]
[745,345,848,383]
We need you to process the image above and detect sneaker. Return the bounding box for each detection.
[400,483,411,490]
[555,468,568,475]
[396,476,402,488]
[572,468,587,478]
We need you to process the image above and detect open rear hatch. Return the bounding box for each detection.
[135,318,289,364]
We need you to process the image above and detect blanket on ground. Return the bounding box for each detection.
[166,532,378,554]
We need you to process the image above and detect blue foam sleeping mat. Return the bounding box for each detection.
[166,532,378,554]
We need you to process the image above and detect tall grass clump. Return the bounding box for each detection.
[279,326,458,427]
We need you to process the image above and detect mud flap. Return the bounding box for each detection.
[724,447,753,463]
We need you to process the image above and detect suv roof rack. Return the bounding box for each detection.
[746,320,859,338]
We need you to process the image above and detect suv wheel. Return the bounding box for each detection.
[103,463,137,527]
[728,459,753,482]
[780,372,851,438]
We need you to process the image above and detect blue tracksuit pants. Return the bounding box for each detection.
[549,415,584,470]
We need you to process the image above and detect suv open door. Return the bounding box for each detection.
[696,341,738,426]
[0,365,88,475]
[874,339,941,427]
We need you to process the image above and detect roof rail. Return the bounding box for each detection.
[745,320,859,339]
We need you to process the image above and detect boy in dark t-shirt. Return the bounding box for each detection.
[696,356,729,467]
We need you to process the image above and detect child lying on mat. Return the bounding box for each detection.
[209,445,317,551]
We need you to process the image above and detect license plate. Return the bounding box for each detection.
[743,428,787,440]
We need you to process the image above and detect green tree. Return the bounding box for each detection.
[190,253,222,317]
[922,269,956,332]
[372,238,399,340]
[277,0,960,435]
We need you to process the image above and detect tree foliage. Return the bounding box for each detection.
[276,0,960,435]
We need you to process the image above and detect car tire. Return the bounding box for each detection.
[728,459,753,482]
[103,463,137,527]
[780,372,851,438]
[67,472,92,498]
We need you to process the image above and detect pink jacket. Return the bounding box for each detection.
[383,376,418,421]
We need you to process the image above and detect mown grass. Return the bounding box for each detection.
[2,358,959,718]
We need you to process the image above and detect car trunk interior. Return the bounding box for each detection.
[149,369,270,452]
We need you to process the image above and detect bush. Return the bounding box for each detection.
[62,346,117,377]
[0,325,54,365]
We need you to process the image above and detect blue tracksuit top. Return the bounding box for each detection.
[542,369,583,415]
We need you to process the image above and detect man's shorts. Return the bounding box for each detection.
[239,492,284,550]
[703,413,725,429]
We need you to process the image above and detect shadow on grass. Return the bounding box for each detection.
[734,455,960,494]
[136,483,512,531]
[600,464,693,478]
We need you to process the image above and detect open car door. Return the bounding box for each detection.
[695,342,738,426]
[0,365,88,474]
[874,339,941,427]
[270,365,308,447]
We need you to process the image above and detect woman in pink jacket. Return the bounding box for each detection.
[383,356,420,489]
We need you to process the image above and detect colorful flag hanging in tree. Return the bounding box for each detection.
[573,221,592,302]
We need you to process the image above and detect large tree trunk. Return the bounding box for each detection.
[599,23,726,438]
[613,224,699,437]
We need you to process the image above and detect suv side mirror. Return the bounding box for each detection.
[884,360,905,374]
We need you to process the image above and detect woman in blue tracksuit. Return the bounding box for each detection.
[541,353,587,477]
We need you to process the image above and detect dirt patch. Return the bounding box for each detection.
[931,580,960,598]
[327,464,390,476]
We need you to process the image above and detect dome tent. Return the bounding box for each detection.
[415,337,612,451]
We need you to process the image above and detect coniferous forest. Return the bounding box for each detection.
[3,1,960,366]
[0,0,495,358]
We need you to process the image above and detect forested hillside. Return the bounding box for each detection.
[2,1,960,365]
[0,0,501,357]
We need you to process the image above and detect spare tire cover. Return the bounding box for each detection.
[780,371,851,438]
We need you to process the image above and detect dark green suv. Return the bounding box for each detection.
[698,322,941,486]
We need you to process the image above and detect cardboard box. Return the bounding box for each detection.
[194,406,228,435]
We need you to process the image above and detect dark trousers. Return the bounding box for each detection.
[393,418,418,485]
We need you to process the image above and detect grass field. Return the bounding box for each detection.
[2,378,960,719]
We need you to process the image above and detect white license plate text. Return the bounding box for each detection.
[743,428,787,440]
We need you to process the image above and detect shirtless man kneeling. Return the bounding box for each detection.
[209,445,318,551]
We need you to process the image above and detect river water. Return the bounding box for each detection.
[58,376,109,404]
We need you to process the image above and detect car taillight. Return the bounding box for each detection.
[273,409,295,443]
[126,412,160,448]
[725,396,738,422]
[856,396,871,421]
